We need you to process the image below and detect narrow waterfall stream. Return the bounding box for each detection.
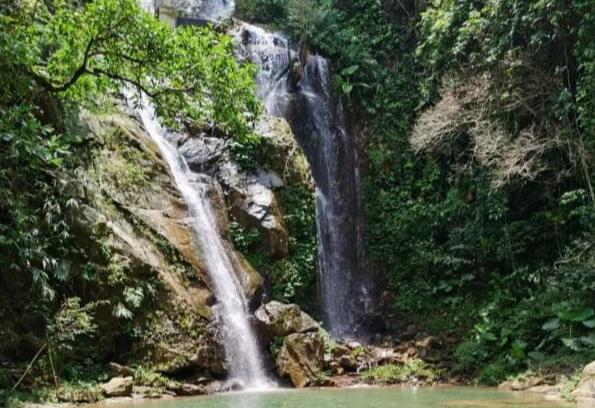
[298,57,364,338]
[233,24,366,338]
[176,0,235,21]
[134,99,271,389]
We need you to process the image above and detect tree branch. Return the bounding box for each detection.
[28,36,95,93]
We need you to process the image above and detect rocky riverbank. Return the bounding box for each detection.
[28,301,593,407]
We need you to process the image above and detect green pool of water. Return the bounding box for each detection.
[97,386,571,408]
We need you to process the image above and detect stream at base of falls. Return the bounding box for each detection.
[86,386,572,408]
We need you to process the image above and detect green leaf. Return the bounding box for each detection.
[341,65,359,76]
[113,303,133,320]
[528,351,546,361]
[342,83,353,94]
[542,317,560,331]
[561,338,581,351]
[559,308,594,322]
[579,334,595,347]
[510,339,527,360]
[583,318,595,328]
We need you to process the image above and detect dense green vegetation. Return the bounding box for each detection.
[238,0,595,384]
[2,0,595,403]
[0,0,257,404]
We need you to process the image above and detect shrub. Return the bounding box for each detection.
[362,360,441,384]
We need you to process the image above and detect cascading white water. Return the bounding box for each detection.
[234,24,366,338]
[159,0,235,21]
[134,99,271,389]
[292,56,362,337]
[146,0,368,339]
[136,1,271,388]
[232,24,293,114]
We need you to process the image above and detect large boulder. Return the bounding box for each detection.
[148,322,227,375]
[167,382,208,396]
[218,158,289,260]
[101,376,133,397]
[109,363,135,378]
[255,301,320,339]
[277,332,325,388]
[178,135,227,174]
[573,361,595,401]
[228,175,289,259]
[57,386,102,403]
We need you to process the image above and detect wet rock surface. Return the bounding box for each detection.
[175,115,304,262]
[277,332,325,388]
[255,301,320,339]
[108,363,134,378]
[573,361,595,402]
[101,377,133,397]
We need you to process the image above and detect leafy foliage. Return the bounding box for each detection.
[236,0,288,25]
[362,360,441,384]
[2,0,259,133]
[0,0,258,394]
[231,184,317,310]
[47,297,97,353]
[284,0,595,382]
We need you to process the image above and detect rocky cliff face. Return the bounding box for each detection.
[71,102,223,375]
[53,98,313,379]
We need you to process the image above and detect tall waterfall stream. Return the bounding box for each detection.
[134,99,272,389]
[232,23,367,338]
[134,0,274,390]
[134,0,367,387]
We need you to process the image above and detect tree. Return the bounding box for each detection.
[0,0,259,309]
[2,0,258,134]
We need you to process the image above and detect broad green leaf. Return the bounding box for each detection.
[561,337,581,351]
[113,303,133,320]
[558,308,594,322]
[583,318,595,328]
[341,65,359,76]
[342,83,353,94]
[579,334,595,347]
[541,317,560,331]
[510,339,527,359]
[528,351,546,361]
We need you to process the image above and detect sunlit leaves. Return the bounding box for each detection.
[0,0,261,312]
[47,297,97,351]
[113,302,133,320]
[542,317,560,331]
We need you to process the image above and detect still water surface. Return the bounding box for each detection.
[97,386,571,408]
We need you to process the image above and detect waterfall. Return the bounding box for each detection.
[147,0,369,340]
[134,98,272,389]
[290,56,363,338]
[153,0,235,21]
[179,0,234,21]
[233,24,366,338]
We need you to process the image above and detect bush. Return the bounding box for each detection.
[477,363,510,385]
[362,360,441,384]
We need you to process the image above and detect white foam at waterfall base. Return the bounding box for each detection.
[131,96,272,390]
